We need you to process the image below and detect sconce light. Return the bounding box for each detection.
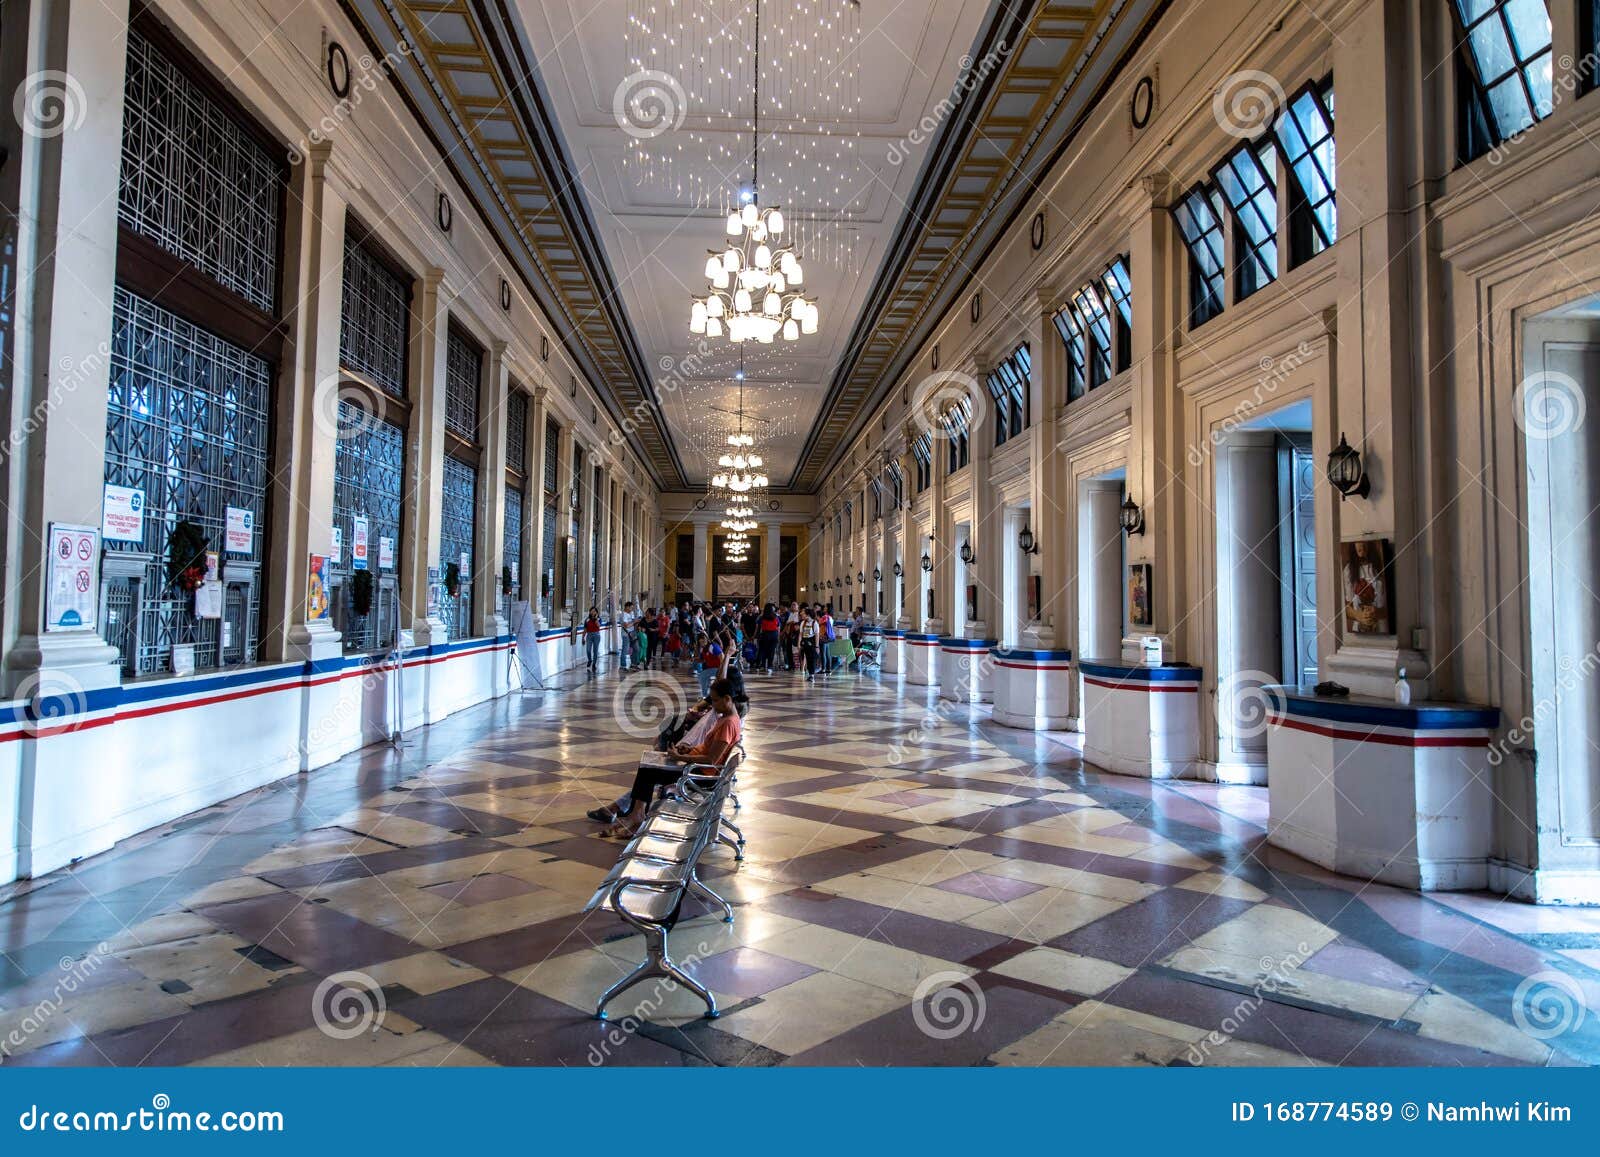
[959,540,976,566]
[857,571,866,586]
[921,536,934,573]
[1120,494,1145,536]
[892,562,904,578]
[1018,524,1039,555]
[872,567,882,582]
[1327,432,1370,500]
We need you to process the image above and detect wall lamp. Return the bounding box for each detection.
[872,567,882,582]
[921,536,934,573]
[1018,523,1039,555]
[892,562,904,578]
[1120,494,1145,536]
[1327,432,1371,500]
[959,540,976,566]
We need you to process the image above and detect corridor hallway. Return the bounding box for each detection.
[1,671,1596,1068]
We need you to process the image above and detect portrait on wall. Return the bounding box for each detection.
[1027,575,1042,621]
[966,584,978,623]
[1128,563,1153,628]
[1341,538,1395,635]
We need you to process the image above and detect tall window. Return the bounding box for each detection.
[1053,299,1088,401]
[569,443,584,611]
[912,432,933,492]
[1172,184,1227,328]
[888,461,904,509]
[1212,140,1279,300]
[1274,80,1337,267]
[1585,1,1599,96]
[871,481,882,520]
[987,343,1031,446]
[441,326,482,639]
[102,27,283,676]
[942,394,972,473]
[1076,285,1114,387]
[1100,256,1133,374]
[541,417,560,620]
[333,231,409,654]
[590,464,603,607]
[1449,0,1553,162]
[504,388,529,605]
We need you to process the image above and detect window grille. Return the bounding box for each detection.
[445,327,481,441]
[339,233,409,397]
[118,29,281,312]
[504,486,525,601]
[1449,0,1553,155]
[440,455,477,639]
[1212,140,1279,300]
[506,389,529,474]
[103,286,270,675]
[332,409,404,654]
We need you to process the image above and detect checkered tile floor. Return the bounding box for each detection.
[3,664,1598,1066]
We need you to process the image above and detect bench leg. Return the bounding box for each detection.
[595,925,719,1021]
[689,869,735,924]
[717,831,745,862]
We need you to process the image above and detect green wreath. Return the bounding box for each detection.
[444,561,461,598]
[166,520,209,594]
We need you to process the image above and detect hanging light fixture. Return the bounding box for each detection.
[1120,494,1146,536]
[710,352,770,493]
[687,0,820,345]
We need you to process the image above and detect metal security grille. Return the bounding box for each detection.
[440,455,477,639]
[540,500,558,620]
[332,409,404,653]
[339,234,409,396]
[504,486,525,599]
[445,328,481,441]
[103,286,270,674]
[590,464,603,606]
[119,29,281,313]
[506,389,528,473]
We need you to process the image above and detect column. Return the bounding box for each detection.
[763,518,782,604]
[477,340,509,639]
[555,424,574,626]
[967,361,999,644]
[692,520,709,602]
[525,387,549,627]
[403,268,451,647]
[1,0,130,696]
[575,442,595,614]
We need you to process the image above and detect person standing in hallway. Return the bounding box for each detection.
[799,608,820,680]
[584,606,601,674]
[757,603,781,674]
[619,601,637,671]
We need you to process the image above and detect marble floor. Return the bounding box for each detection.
[3,661,1599,1067]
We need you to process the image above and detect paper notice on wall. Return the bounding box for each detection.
[195,581,223,620]
[352,515,370,571]
[225,506,254,554]
[102,484,145,543]
[331,526,343,563]
[460,552,470,574]
[46,523,99,632]
[378,536,394,570]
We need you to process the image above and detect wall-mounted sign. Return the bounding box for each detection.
[307,554,331,622]
[46,523,99,632]
[196,551,223,620]
[378,536,395,570]
[102,484,144,543]
[331,525,343,563]
[225,506,253,554]
[351,515,370,571]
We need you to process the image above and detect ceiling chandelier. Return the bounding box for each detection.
[688,0,819,345]
[711,354,770,493]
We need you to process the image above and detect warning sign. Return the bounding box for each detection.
[47,523,99,632]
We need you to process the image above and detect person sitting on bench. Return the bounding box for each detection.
[597,679,742,839]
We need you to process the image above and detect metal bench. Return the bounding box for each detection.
[582,748,745,1020]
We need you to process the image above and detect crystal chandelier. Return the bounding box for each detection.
[688,0,820,345]
[711,356,770,493]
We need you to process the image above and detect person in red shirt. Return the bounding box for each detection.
[583,606,601,674]
[602,678,742,838]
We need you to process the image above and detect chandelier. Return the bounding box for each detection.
[711,355,770,493]
[688,0,820,345]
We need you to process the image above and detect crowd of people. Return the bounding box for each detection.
[613,599,871,681]
[583,597,874,838]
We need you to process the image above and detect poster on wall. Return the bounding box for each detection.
[331,526,343,563]
[1340,538,1395,635]
[306,554,331,622]
[195,551,223,620]
[225,506,254,554]
[102,484,145,543]
[351,516,370,571]
[1027,575,1042,621]
[378,536,395,570]
[1128,564,1153,627]
[46,523,99,632]
[716,573,755,601]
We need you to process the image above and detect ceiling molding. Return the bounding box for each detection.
[340,0,687,488]
[789,0,1168,492]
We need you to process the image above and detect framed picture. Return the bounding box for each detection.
[1128,563,1153,627]
[1027,575,1042,621]
[927,588,935,620]
[1341,538,1395,635]
[966,584,978,623]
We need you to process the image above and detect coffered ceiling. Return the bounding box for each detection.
[341,0,1165,494]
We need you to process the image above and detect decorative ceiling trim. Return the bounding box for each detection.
[789,0,1168,492]
[339,0,687,488]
